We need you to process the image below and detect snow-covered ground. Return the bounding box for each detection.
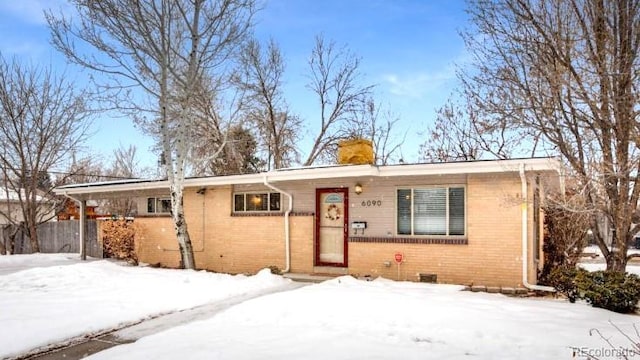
[580,262,640,275]
[0,253,93,275]
[0,255,291,359]
[2,254,639,360]
[88,276,639,360]
[582,245,640,258]
[580,245,640,275]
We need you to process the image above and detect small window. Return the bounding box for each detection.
[159,199,171,213]
[270,193,281,211]
[233,192,281,212]
[234,194,245,212]
[147,198,156,213]
[147,197,171,214]
[396,186,465,236]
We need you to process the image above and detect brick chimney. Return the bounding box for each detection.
[337,139,374,165]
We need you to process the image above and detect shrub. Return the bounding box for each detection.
[577,271,640,313]
[267,265,282,275]
[551,266,640,313]
[538,191,590,285]
[101,219,138,265]
[547,265,583,303]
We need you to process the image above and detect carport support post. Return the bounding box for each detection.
[79,199,87,260]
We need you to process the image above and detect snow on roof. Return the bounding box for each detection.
[0,188,48,202]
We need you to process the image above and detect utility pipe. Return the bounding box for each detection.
[263,176,292,273]
[519,164,556,292]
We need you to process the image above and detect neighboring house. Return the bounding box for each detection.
[54,157,561,288]
[0,189,56,226]
[57,199,102,220]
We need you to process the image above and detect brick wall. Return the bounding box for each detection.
[132,171,553,287]
[135,187,314,274]
[345,173,529,287]
[135,216,181,268]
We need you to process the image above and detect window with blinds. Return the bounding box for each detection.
[396,187,465,236]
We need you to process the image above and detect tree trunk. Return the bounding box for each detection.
[7,233,15,255]
[28,219,40,253]
[3,224,19,255]
[605,230,630,272]
[171,186,195,269]
[606,251,628,273]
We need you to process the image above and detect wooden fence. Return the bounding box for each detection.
[2,220,102,258]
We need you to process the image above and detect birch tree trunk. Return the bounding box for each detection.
[48,0,256,269]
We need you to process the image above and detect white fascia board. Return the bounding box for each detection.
[54,180,170,196]
[55,165,377,196]
[182,164,377,187]
[54,158,560,196]
[378,158,561,177]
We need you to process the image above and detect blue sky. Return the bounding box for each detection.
[0,0,469,171]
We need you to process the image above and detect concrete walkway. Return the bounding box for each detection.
[23,282,308,360]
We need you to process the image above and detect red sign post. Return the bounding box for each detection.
[394,252,404,280]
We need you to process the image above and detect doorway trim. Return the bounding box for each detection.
[315,188,349,267]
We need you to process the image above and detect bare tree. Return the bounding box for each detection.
[47,0,257,269]
[236,38,301,170]
[420,97,525,162]
[461,0,640,272]
[184,75,259,176]
[349,98,406,165]
[539,187,592,284]
[102,145,146,216]
[191,123,264,176]
[60,153,108,185]
[0,56,91,253]
[304,35,374,166]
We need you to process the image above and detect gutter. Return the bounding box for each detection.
[519,164,555,292]
[263,176,292,273]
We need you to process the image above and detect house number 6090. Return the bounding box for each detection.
[361,200,382,207]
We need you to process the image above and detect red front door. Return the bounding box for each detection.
[315,188,348,267]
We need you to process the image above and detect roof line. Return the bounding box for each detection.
[53,157,561,196]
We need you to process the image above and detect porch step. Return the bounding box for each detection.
[283,273,338,283]
[313,266,349,275]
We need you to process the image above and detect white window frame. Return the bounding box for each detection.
[233,192,281,213]
[395,185,466,237]
[147,197,171,214]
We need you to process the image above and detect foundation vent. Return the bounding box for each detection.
[419,273,437,283]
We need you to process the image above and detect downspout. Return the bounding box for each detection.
[519,164,555,292]
[263,176,292,273]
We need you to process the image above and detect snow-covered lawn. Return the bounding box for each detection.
[87,276,640,360]
[582,245,640,258]
[0,253,91,276]
[0,255,291,359]
[2,254,639,360]
[580,245,640,275]
[580,262,640,275]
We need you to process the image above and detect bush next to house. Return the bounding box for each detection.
[538,191,590,285]
[101,219,138,265]
[547,265,582,303]
[576,270,640,313]
[550,266,640,313]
